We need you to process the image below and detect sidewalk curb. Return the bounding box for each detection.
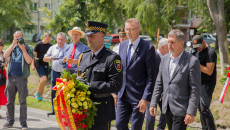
[1,105,56,122]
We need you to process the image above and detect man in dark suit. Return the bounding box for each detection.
[76,21,123,130]
[115,18,158,130]
[149,29,201,130]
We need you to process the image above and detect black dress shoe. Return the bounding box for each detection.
[47,111,55,117]
[3,122,14,128]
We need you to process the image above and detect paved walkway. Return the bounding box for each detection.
[0,105,116,130]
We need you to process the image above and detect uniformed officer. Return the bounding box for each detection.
[76,21,123,130]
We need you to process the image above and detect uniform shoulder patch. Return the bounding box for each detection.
[114,59,122,72]
[83,49,91,53]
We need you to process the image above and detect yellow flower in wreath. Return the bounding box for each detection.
[87,91,91,95]
[80,97,85,101]
[70,94,75,97]
[72,108,76,113]
[71,103,78,108]
[67,93,71,99]
[71,88,76,92]
[71,98,76,102]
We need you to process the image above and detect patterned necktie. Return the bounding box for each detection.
[67,44,76,69]
[126,44,133,67]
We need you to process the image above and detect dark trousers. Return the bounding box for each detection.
[198,102,216,130]
[5,76,28,125]
[157,100,166,130]
[145,100,166,130]
[90,122,111,130]
[165,106,187,130]
[116,93,145,130]
[51,70,61,111]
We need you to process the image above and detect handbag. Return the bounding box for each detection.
[0,51,5,86]
[0,70,6,86]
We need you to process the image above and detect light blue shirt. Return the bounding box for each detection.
[92,45,104,56]
[127,36,140,61]
[104,36,112,49]
[59,42,89,70]
[44,43,68,72]
[169,51,184,78]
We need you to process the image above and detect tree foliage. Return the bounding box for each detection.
[0,0,32,33]
[47,0,89,35]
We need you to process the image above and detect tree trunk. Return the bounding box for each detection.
[207,0,230,75]
[9,26,15,42]
[215,35,218,49]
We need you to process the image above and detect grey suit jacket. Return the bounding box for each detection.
[150,51,201,117]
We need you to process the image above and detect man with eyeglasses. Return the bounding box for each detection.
[115,18,158,130]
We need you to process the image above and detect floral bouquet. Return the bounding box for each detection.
[219,64,230,103]
[53,69,97,130]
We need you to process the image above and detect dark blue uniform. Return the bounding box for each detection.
[77,46,123,130]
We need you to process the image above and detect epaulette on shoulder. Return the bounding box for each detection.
[82,49,91,53]
[106,48,114,54]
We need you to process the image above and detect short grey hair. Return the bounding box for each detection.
[57,32,66,39]
[168,29,185,42]
[158,38,168,49]
[125,18,140,27]
[14,31,23,36]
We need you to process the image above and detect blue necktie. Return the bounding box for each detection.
[126,44,133,66]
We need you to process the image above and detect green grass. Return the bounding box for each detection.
[15,94,52,111]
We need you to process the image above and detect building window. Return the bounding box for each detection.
[45,3,51,9]
[32,3,38,12]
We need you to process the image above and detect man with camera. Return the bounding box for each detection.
[3,31,33,130]
[191,35,217,130]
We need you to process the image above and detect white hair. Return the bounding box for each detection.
[158,38,168,49]
[14,31,23,36]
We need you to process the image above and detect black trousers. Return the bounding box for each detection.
[198,102,216,130]
[90,122,111,130]
[165,106,187,130]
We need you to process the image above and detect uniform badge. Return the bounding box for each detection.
[114,60,122,72]
[85,22,89,28]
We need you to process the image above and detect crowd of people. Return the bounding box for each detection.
[0,18,217,130]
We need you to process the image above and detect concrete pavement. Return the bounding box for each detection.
[0,105,116,130]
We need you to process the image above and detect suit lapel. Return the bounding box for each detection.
[169,51,187,82]
[165,54,171,82]
[127,39,141,69]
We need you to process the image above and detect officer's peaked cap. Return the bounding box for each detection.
[84,21,108,35]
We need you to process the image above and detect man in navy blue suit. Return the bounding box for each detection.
[115,18,158,130]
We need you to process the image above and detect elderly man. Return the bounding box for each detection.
[32,32,52,101]
[76,21,123,130]
[115,18,158,130]
[149,29,201,130]
[43,32,68,116]
[60,27,88,74]
[3,31,33,130]
[145,38,168,130]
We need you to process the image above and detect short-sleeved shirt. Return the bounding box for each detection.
[59,42,89,70]
[44,43,68,72]
[9,46,23,76]
[34,41,52,66]
[104,36,112,49]
[196,46,217,95]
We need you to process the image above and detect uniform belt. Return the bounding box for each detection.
[92,93,111,98]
